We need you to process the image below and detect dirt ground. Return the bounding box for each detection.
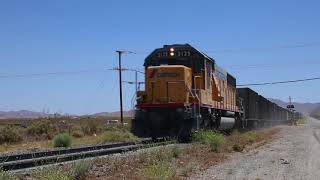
[189,117,320,180]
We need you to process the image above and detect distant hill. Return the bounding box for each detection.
[0,110,48,119]
[268,98,320,115]
[310,106,320,119]
[2,99,319,119]
[93,110,134,117]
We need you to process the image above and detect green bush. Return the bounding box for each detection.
[27,120,57,139]
[72,160,92,180]
[53,133,72,148]
[35,169,72,180]
[142,161,175,180]
[192,130,225,152]
[0,169,17,180]
[245,132,257,143]
[0,125,23,144]
[103,131,139,143]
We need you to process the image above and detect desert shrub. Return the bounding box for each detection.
[180,162,195,177]
[103,131,139,143]
[142,161,175,180]
[171,146,182,158]
[81,120,101,135]
[0,125,23,144]
[245,132,257,143]
[53,133,72,148]
[209,135,225,152]
[35,168,72,180]
[71,126,85,138]
[297,118,307,124]
[152,147,175,162]
[72,160,92,180]
[192,130,225,152]
[232,144,244,152]
[27,120,57,139]
[72,130,85,138]
[0,169,17,180]
[105,124,130,132]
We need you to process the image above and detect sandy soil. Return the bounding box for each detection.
[189,117,320,180]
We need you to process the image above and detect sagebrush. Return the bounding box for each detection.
[53,133,72,147]
[0,125,23,144]
[27,119,57,139]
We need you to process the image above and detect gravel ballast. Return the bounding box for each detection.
[189,117,320,180]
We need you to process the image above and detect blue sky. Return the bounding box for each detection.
[0,0,319,115]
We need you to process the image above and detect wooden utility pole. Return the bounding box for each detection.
[116,50,124,124]
[115,50,136,124]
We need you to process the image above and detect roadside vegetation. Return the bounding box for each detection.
[0,168,17,180]
[53,133,72,147]
[0,125,23,144]
[10,128,279,179]
[297,117,307,124]
[0,116,137,153]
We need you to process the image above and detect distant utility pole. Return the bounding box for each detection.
[115,50,135,124]
[135,70,138,93]
[287,96,295,125]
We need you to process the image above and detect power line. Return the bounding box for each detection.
[0,69,108,79]
[237,77,320,87]
[225,61,320,70]
[205,42,320,54]
[130,42,320,55]
[0,67,145,79]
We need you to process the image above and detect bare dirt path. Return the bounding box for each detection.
[189,117,320,180]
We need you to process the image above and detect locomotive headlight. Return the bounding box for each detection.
[170,52,175,56]
[170,48,175,52]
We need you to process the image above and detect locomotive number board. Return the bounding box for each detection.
[157,50,191,58]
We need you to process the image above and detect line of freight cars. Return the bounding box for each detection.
[237,87,302,129]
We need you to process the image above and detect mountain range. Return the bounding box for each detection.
[0,110,47,119]
[1,99,319,119]
[268,98,320,115]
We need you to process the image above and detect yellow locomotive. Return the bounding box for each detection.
[131,44,242,139]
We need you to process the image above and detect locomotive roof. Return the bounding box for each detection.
[144,44,236,86]
[144,44,215,66]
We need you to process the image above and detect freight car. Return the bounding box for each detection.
[131,44,300,139]
[237,88,296,128]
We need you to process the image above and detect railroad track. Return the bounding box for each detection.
[0,138,174,171]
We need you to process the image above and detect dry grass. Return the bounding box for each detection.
[0,118,136,153]
[297,118,307,124]
[11,128,281,180]
[83,128,279,179]
[0,134,105,153]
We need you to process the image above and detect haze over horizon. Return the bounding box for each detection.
[1,0,320,115]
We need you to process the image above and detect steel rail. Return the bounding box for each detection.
[0,139,174,171]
